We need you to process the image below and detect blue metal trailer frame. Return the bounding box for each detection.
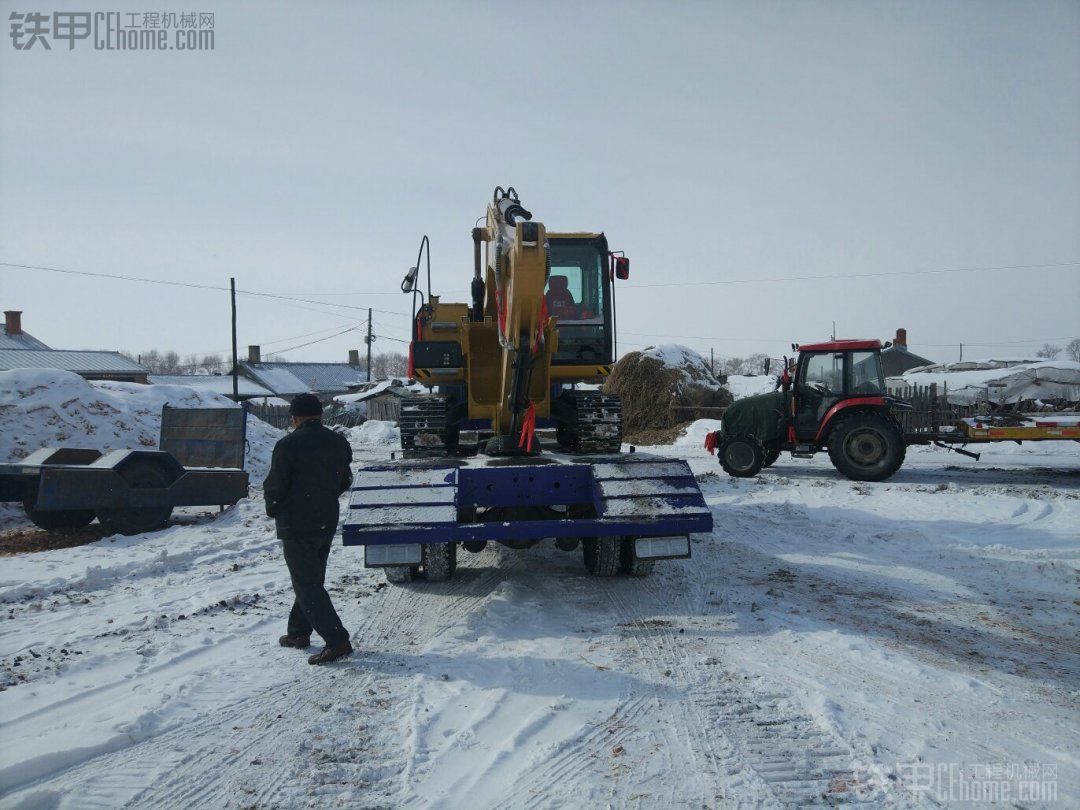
[342,451,713,564]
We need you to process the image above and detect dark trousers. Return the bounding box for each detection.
[283,533,349,647]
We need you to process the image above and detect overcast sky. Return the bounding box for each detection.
[2,0,1077,367]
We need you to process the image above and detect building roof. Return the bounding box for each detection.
[0,349,148,374]
[0,328,50,351]
[149,374,274,397]
[240,361,365,395]
[880,344,934,378]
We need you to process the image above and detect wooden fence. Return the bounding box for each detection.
[888,383,975,434]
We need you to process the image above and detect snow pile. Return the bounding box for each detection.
[604,344,732,443]
[674,418,723,447]
[890,360,1080,405]
[725,374,776,400]
[345,420,400,447]
[0,369,282,479]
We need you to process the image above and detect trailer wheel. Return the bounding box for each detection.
[96,458,174,536]
[384,565,413,584]
[421,542,457,582]
[582,536,621,577]
[827,413,906,482]
[620,538,655,577]
[762,449,781,468]
[718,434,765,478]
[22,494,95,532]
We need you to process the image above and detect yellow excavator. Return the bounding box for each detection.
[400,186,625,455]
[342,187,712,583]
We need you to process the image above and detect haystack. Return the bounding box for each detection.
[603,345,733,444]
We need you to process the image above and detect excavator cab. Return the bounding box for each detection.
[545,235,613,367]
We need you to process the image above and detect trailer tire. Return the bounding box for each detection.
[827,412,906,482]
[583,535,621,577]
[718,434,766,478]
[22,494,95,532]
[762,449,781,468]
[620,538,655,577]
[421,542,457,582]
[96,458,174,536]
[384,565,413,584]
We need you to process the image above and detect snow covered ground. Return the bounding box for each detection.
[1,427,1077,806]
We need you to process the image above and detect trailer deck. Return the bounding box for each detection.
[342,450,713,558]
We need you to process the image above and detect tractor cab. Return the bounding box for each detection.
[792,340,886,442]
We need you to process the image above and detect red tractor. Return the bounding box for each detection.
[705,339,910,481]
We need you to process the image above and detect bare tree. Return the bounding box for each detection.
[199,354,225,374]
[1066,338,1080,363]
[372,352,408,379]
[1036,343,1061,360]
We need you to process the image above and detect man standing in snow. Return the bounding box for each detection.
[264,393,354,665]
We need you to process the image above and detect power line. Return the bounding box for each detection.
[623,261,1079,289]
[272,325,362,356]
[0,261,410,316]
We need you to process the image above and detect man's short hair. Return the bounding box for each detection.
[289,393,323,418]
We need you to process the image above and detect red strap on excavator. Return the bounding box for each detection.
[704,430,720,455]
[496,289,507,339]
[533,298,549,354]
[518,401,537,453]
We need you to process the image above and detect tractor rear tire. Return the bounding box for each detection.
[421,542,457,582]
[96,458,174,536]
[22,494,95,532]
[718,434,766,478]
[762,449,781,468]
[827,413,906,482]
[582,536,621,577]
[620,538,655,577]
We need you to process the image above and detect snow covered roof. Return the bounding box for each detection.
[334,378,424,405]
[149,374,274,397]
[0,348,147,374]
[0,328,49,351]
[240,362,364,395]
[238,364,312,396]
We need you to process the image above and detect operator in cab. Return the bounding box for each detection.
[263,393,355,665]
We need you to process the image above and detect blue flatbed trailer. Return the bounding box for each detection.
[342,450,713,578]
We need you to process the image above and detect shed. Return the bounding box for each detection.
[880,328,934,378]
[0,348,149,383]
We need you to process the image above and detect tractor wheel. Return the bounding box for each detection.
[762,449,781,468]
[421,542,457,582]
[384,565,413,584]
[96,458,174,536]
[22,493,95,532]
[718,434,766,478]
[620,538,655,577]
[827,413,906,482]
[582,536,621,577]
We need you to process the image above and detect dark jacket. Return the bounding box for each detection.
[263,420,353,541]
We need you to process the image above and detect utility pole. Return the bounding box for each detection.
[959,342,963,362]
[831,321,836,341]
[365,307,373,381]
[710,348,714,375]
[230,277,239,400]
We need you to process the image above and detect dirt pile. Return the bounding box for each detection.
[603,344,732,444]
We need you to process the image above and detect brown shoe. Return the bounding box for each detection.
[279,634,311,649]
[308,641,353,665]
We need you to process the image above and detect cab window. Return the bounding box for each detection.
[849,350,884,394]
[800,352,844,395]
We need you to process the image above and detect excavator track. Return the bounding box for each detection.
[553,390,623,454]
[399,395,457,458]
